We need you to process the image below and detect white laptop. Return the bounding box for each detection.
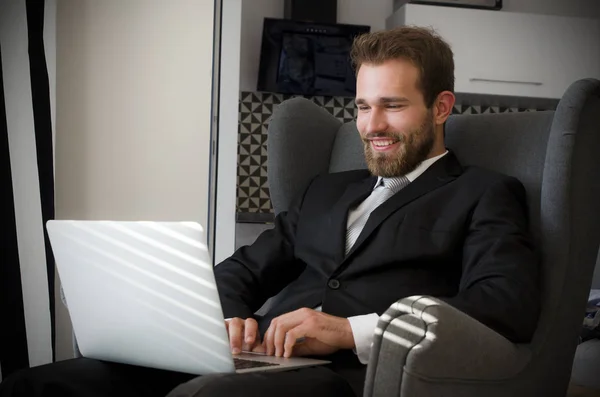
[46,220,330,374]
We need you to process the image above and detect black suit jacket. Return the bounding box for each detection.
[215,151,540,354]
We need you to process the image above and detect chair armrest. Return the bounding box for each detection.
[364,296,532,397]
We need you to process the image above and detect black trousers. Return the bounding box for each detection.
[0,358,359,397]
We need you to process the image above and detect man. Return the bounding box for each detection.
[0,26,540,397]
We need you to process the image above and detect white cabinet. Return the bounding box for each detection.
[387,4,600,99]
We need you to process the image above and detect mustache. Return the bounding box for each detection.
[363,132,404,141]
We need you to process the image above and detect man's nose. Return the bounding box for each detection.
[365,108,388,135]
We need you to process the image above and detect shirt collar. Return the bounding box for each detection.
[375,150,448,190]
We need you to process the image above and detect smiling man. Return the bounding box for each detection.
[0,27,540,397]
[355,60,449,179]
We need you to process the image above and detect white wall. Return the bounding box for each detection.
[54,0,215,360]
[393,0,600,18]
[239,0,394,92]
[215,0,242,264]
[337,0,395,31]
[501,0,600,19]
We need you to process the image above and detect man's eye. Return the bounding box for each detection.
[386,104,402,109]
[358,106,370,111]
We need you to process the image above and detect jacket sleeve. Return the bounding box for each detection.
[440,176,541,342]
[214,179,314,320]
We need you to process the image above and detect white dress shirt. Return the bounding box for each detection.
[318,150,449,364]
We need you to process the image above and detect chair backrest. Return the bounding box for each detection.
[328,122,367,173]
[267,79,600,390]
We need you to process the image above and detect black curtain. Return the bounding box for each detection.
[26,0,56,364]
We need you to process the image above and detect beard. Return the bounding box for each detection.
[362,112,436,178]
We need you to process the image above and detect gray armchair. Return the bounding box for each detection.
[267,78,600,397]
[571,256,600,390]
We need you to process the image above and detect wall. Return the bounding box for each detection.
[392,0,600,18]
[214,0,242,264]
[54,0,215,360]
[501,0,600,18]
[239,0,394,92]
[337,0,395,31]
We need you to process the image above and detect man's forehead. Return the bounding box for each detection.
[357,59,420,80]
[356,62,420,96]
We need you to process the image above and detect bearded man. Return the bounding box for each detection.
[0,26,540,397]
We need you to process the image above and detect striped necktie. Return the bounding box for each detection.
[345,176,410,255]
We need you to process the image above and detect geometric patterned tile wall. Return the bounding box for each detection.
[237,91,543,217]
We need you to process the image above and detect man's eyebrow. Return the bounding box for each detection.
[379,97,410,103]
[355,97,410,105]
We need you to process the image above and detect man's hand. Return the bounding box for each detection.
[225,317,265,354]
[263,308,355,358]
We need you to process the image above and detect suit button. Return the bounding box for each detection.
[328,279,340,290]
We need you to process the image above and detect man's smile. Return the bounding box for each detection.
[368,138,401,152]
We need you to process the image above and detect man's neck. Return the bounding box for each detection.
[378,150,448,183]
[426,142,447,160]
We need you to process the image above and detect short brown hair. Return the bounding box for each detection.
[350,26,454,108]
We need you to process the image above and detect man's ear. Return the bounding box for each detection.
[433,91,456,126]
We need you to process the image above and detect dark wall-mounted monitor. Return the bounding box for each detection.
[257,18,370,97]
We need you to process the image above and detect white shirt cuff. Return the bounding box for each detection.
[347,312,379,365]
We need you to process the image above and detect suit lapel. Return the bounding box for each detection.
[328,174,378,265]
[343,152,463,260]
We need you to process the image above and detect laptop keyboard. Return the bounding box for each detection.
[233,358,280,370]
